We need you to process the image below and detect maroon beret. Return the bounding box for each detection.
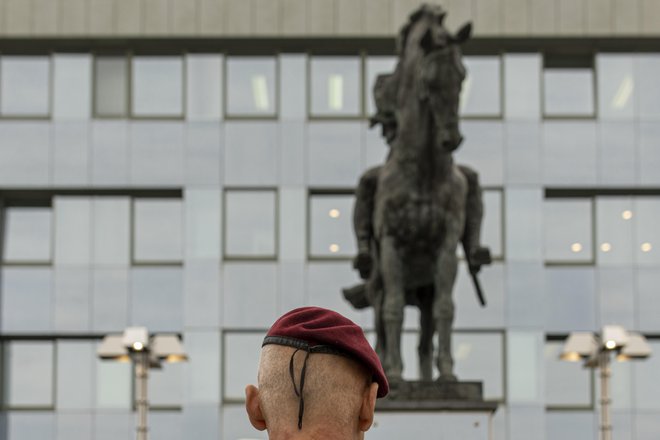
[263,306,389,398]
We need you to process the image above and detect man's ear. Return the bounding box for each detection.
[245,385,267,431]
[358,382,379,432]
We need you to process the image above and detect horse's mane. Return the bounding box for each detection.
[396,3,447,55]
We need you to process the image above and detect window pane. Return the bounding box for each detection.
[94,56,128,117]
[461,56,501,117]
[95,358,131,409]
[309,194,355,258]
[365,56,397,116]
[504,54,541,120]
[483,189,503,259]
[595,197,633,265]
[224,190,276,258]
[224,332,262,400]
[597,54,635,119]
[543,69,595,116]
[634,198,660,265]
[636,54,660,120]
[544,198,593,263]
[133,198,183,262]
[453,332,503,401]
[544,341,591,407]
[3,207,52,263]
[186,54,222,120]
[310,56,361,116]
[1,56,50,116]
[1,268,53,333]
[226,57,276,116]
[132,56,183,117]
[5,341,54,407]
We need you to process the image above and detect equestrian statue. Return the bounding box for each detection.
[343,4,491,384]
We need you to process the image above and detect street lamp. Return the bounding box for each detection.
[560,325,651,440]
[97,327,188,440]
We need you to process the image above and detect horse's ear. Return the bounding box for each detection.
[454,22,472,44]
[420,28,434,53]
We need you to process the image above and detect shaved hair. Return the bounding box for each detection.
[257,344,372,435]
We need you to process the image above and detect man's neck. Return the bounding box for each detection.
[267,426,361,440]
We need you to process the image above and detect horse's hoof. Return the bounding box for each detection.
[437,373,458,382]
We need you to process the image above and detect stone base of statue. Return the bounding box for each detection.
[373,380,498,439]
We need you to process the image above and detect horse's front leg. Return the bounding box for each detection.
[380,235,406,381]
[434,247,459,381]
[418,288,434,381]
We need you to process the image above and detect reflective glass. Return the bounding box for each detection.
[507,332,541,403]
[598,268,635,329]
[133,198,183,262]
[280,54,306,120]
[635,54,660,120]
[598,122,636,186]
[505,122,541,185]
[184,189,221,261]
[224,190,276,258]
[130,121,184,185]
[56,341,94,409]
[92,269,129,332]
[544,341,591,407]
[504,53,541,120]
[0,56,50,116]
[457,121,504,186]
[53,54,91,120]
[224,122,278,186]
[638,121,660,185]
[54,268,91,332]
[54,196,92,265]
[224,332,263,400]
[543,121,597,186]
[307,122,362,187]
[3,207,52,263]
[91,121,129,185]
[223,263,278,328]
[184,331,221,405]
[307,262,366,326]
[544,198,593,263]
[505,188,543,261]
[150,362,183,408]
[461,56,501,117]
[53,122,89,185]
[483,189,503,259]
[8,412,54,440]
[1,268,52,333]
[545,267,597,332]
[634,197,660,265]
[638,268,660,333]
[95,358,131,409]
[131,267,183,332]
[131,56,183,117]
[186,54,222,120]
[150,412,183,440]
[5,341,54,407]
[597,54,635,119]
[543,68,595,116]
[309,194,355,258]
[365,56,397,116]
[452,332,503,401]
[93,197,131,265]
[310,56,361,116]
[226,57,277,116]
[546,412,596,440]
[94,56,128,117]
[0,122,51,186]
[595,197,633,265]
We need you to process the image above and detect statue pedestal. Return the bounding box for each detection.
[372,381,498,439]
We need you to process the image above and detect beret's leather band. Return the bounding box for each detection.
[263,335,348,357]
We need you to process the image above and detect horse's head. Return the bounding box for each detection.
[398,4,472,152]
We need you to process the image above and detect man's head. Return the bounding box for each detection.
[245,307,388,440]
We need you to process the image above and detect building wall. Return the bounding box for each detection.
[1,0,660,38]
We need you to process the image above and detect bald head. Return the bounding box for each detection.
[245,345,379,440]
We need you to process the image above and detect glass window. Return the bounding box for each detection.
[544,198,593,264]
[634,197,660,265]
[0,56,50,116]
[3,207,52,263]
[223,332,263,401]
[133,198,183,263]
[186,54,222,120]
[595,197,633,265]
[224,190,277,258]
[544,340,591,408]
[95,358,131,409]
[94,56,128,117]
[56,341,94,409]
[453,332,504,401]
[54,196,92,265]
[131,56,183,117]
[224,122,278,186]
[4,341,54,407]
[307,121,362,187]
[461,56,502,117]
[310,56,362,117]
[483,189,503,259]
[635,54,660,120]
[504,54,541,120]
[597,54,635,119]
[309,194,355,258]
[1,268,53,333]
[543,67,595,117]
[226,57,277,117]
[365,56,397,116]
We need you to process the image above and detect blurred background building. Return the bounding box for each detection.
[0,0,659,439]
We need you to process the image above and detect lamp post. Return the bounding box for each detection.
[560,325,651,440]
[97,327,188,440]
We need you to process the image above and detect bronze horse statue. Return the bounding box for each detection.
[344,4,490,382]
